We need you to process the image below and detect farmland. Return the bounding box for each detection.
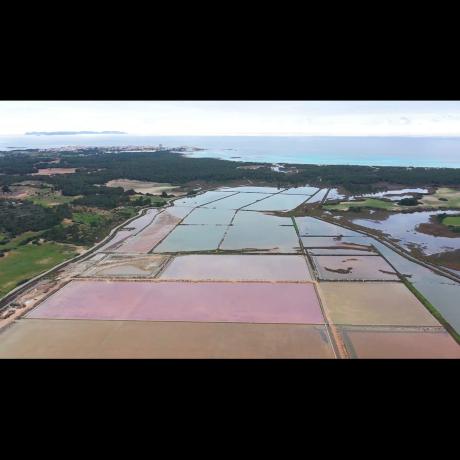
[0,240,76,298]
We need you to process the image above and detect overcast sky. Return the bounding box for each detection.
[1,101,460,136]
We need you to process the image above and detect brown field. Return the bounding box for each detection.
[32,168,77,176]
[2,184,41,199]
[426,249,460,272]
[318,282,440,327]
[106,179,181,195]
[0,320,336,359]
[340,325,460,358]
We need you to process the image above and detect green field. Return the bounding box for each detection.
[23,186,79,207]
[323,198,398,211]
[0,241,76,298]
[129,194,167,205]
[26,187,79,207]
[115,207,138,220]
[1,231,41,249]
[72,211,104,226]
[442,216,460,227]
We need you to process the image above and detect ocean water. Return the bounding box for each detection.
[1,135,460,168]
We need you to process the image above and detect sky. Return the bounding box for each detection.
[1,101,460,136]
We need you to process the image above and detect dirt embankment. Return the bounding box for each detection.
[426,249,460,271]
[416,215,460,238]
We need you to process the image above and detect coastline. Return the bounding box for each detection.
[2,135,460,168]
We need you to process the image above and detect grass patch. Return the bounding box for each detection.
[323,198,397,211]
[129,194,168,205]
[72,211,104,226]
[442,216,460,227]
[1,231,42,250]
[0,242,76,298]
[115,207,138,220]
[27,190,78,207]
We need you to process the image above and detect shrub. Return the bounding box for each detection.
[398,197,419,206]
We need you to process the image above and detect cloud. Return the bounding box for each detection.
[0,101,460,136]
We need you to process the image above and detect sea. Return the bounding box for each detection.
[1,135,460,168]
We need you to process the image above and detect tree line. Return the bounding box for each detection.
[2,148,460,199]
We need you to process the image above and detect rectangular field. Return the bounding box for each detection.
[412,281,460,335]
[122,209,159,233]
[32,168,77,175]
[153,224,227,252]
[243,193,309,211]
[204,193,272,210]
[340,325,460,358]
[0,320,335,359]
[97,229,135,252]
[82,254,169,278]
[305,189,329,203]
[300,236,375,250]
[220,224,301,253]
[318,282,440,326]
[295,217,360,236]
[173,191,236,207]
[312,255,399,281]
[105,179,179,195]
[218,186,285,193]
[282,186,319,195]
[182,208,236,225]
[232,211,293,226]
[114,209,188,253]
[27,280,325,324]
[158,206,193,220]
[159,255,313,282]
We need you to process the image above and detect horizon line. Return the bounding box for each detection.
[3,132,460,138]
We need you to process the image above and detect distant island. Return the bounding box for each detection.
[25,131,127,136]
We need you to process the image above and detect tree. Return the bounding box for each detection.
[398,197,419,206]
[2,185,11,194]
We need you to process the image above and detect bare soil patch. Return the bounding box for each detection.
[32,168,77,176]
[416,215,460,238]
[426,249,460,271]
[106,179,181,195]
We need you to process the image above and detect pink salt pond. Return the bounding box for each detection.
[159,255,313,282]
[27,280,325,325]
